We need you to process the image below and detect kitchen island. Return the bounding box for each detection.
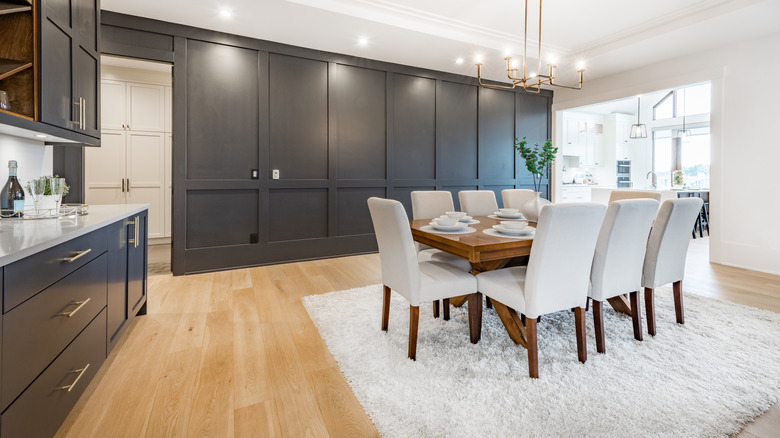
[0,204,149,438]
[590,187,680,205]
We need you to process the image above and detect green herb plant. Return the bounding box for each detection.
[25,175,70,196]
[514,137,558,192]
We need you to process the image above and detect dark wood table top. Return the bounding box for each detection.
[410,216,535,271]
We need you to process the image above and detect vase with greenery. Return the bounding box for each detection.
[514,137,558,221]
[514,137,558,192]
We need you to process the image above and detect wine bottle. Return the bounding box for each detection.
[0,160,25,218]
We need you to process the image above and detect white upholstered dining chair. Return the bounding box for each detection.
[458,190,499,217]
[589,199,659,353]
[411,190,473,319]
[477,203,606,378]
[367,197,479,360]
[642,198,703,335]
[608,190,662,203]
[501,189,536,210]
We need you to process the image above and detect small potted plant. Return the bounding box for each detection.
[26,176,69,215]
[514,137,558,222]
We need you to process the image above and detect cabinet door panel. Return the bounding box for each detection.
[85,130,125,205]
[72,0,98,53]
[74,47,99,137]
[40,18,73,130]
[100,80,125,130]
[127,132,165,238]
[127,82,165,132]
[127,211,147,315]
[165,134,172,238]
[107,220,128,350]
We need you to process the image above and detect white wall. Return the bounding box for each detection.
[553,31,780,275]
[0,134,53,207]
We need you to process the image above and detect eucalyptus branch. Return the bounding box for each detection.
[514,137,558,193]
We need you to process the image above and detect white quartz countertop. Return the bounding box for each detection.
[0,204,149,267]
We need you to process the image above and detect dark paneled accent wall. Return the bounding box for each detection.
[98,12,553,275]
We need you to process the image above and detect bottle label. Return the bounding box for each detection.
[13,200,24,212]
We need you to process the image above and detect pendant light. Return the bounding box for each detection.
[629,97,647,139]
[676,89,691,139]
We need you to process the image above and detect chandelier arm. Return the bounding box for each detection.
[523,0,528,81]
[537,0,542,82]
[548,70,584,90]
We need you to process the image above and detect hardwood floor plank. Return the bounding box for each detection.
[143,348,201,437]
[233,288,274,408]
[234,401,283,438]
[307,366,379,437]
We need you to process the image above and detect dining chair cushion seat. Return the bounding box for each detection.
[589,199,659,301]
[458,190,499,217]
[643,198,704,288]
[430,250,472,272]
[418,261,478,302]
[502,189,536,210]
[475,266,528,314]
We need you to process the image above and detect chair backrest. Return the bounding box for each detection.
[643,198,703,288]
[458,190,499,216]
[524,203,606,318]
[608,190,662,203]
[367,198,421,303]
[590,199,659,301]
[411,191,454,220]
[502,189,536,210]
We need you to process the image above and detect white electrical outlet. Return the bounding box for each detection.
[272,169,280,179]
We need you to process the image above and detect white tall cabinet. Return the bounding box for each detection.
[86,72,172,240]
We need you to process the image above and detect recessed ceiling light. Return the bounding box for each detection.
[455,58,464,64]
[219,8,232,18]
[358,37,369,47]
[35,134,47,138]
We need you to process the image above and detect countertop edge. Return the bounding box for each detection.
[0,204,150,267]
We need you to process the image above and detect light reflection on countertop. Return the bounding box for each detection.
[0,204,149,267]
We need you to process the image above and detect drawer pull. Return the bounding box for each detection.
[64,248,92,263]
[56,364,90,393]
[56,298,91,318]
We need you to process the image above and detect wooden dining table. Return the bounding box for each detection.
[409,215,633,344]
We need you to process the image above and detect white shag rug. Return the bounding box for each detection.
[302,285,780,438]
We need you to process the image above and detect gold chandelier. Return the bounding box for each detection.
[475,0,584,92]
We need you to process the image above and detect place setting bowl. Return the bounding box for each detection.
[429,216,469,232]
[490,208,526,220]
[493,220,534,236]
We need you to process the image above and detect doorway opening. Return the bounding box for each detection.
[86,55,173,274]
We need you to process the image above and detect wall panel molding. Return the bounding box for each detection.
[97,12,553,274]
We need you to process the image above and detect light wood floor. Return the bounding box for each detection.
[56,238,779,437]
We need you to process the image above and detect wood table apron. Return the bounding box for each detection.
[410,216,633,344]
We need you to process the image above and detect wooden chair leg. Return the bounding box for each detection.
[486,297,493,309]
[433,300,440,318]
[645,287,656,336]
[630,291,643,341]
[467,292,483,344]
[381,285,391,331]
[593,300,605,353]
[408,305,420,360]
[673,280,685,324]
[443,298,450,321]
[527,318,538,378]
[575,307,587,363]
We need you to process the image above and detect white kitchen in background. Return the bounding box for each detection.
[85,56,172,244]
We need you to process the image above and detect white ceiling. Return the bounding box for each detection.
[100,0,780,85]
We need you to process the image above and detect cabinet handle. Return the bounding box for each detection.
[64,248,92,263]
[56,297,91,318]
[72,99,82,129]
[81,97,86,130]
[127,178,130,193]
[56,364,90,393]
[128,216,139,247]
[121,178,125,192]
